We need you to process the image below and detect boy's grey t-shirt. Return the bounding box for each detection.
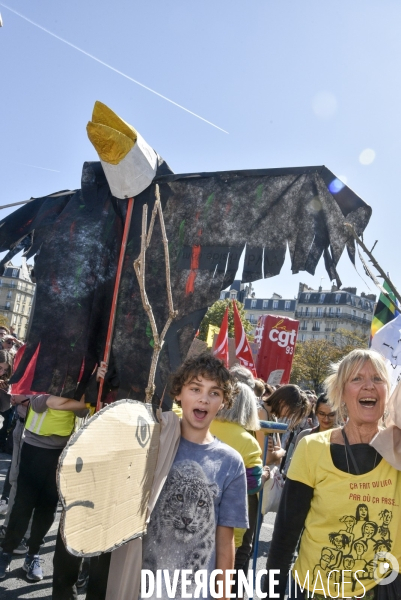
[142,436,248,599]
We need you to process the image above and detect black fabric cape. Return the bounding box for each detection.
[0,161,371,405]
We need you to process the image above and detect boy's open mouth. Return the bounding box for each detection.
[193,408,208,420]
[359,398,377,408]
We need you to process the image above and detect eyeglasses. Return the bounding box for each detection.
[317,411,336,420]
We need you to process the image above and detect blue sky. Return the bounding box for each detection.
[0,0,399,301]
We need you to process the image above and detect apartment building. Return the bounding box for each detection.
[244,293,296,332]
[296,283,375,342]
[0,259,35,340]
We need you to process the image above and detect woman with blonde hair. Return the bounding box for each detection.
[263,348,401,599]
[210,372,269,597]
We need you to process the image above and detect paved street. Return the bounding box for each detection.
[0,451,86,599]
[0,450,276,599]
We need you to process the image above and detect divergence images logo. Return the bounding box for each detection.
[373,551,399,586]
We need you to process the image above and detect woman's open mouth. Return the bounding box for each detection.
[359,398,377,408]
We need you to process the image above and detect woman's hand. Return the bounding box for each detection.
[266,436,286,465]
[261,465,270,485]
[11,394,29,406]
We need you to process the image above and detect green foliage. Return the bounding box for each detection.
[198,299,253,341]
[290,328,369,392]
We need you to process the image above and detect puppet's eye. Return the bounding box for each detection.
[136,416,150,448]
[76,457,83,473]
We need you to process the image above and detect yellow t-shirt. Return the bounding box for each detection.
[210,420,262,547]
[288,430,401,598]
[209,421,262,469]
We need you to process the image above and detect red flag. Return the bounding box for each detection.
[233,301,257,377]
[213,307,229,367]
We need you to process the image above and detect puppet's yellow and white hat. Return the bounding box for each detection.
[87,101,157,199]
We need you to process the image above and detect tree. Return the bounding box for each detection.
[290,329,368,392]
[198,299,253,342]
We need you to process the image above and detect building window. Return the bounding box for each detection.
[319,294,325,303]
[16,304,20,312]
[5,302,10,310]
[22,296,26,304]
[363,313,366,321]
[335,294,341,304]
[12,315,16,324]
[219,292,226,300]
[313,321,320,331]
[317,307,323,316]
[230,291,237,299]
[300,334,305,342]
[6,291,11,299]
[336,307,341,315]
[298,307,303,316]
[305,307,310,316]
[305,294,310,301]
[263,300,268,309]
[285,301,291,310]
[329,307,334,315]
[251,299,257,308]
[273,300,278,309]
[12,269,18,278]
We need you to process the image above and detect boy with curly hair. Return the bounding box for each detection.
[142,353,248,600]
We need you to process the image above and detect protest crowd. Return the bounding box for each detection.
[0,100,399,600]
[0,311,400,599]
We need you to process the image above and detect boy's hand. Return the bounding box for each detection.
[96,361,108,382]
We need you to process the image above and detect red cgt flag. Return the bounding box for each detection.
[213,306,229,367]
[233,300,257,377]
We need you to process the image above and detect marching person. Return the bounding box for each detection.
[0,392,88,581]
[263,349,401,599]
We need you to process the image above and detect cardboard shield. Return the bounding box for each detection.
[57,400,160,556]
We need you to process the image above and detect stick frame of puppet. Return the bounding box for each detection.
[345,223,401,311]
[96,197,135,411]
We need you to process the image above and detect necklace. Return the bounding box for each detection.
[342,427,379,474]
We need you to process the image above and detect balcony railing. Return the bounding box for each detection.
[295,310,369,325]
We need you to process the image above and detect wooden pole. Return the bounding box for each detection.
[345,223,401,310]
[96,197,135,412]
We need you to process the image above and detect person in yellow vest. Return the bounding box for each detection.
[0,392,88,582]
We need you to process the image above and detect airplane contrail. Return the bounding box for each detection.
[0,3,229,134]
[15,161,60,173]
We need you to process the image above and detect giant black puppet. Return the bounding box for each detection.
[0,102,371,404]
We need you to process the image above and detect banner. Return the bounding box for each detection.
[255,315,299,384]
[206,324,220,348]
[232,300,257,377]
[370,280,399,343]
[212,307,229,367]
